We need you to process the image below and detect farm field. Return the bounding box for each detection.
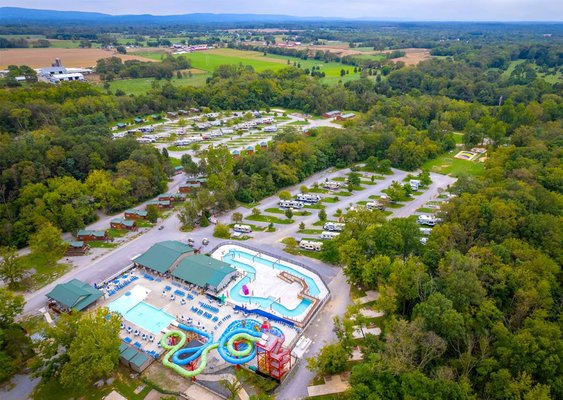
[131,48,366,85]
[0,47,155,68]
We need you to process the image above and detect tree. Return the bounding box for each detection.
[232,212,243,224]
[285,208,293,220]
[0,288,25,327]
[58,308,121,391]
[318,208,327,221]
[180,154,199,175]
[116,45,127,54]
[29,223,67,257]
[251,208,261,217]
[0,247,26,289]
[307,342,349,376]
[282,237,298,251]
[299,222,305,230]
[386,181,408,202]
[146,205,159,223]
[348,172,361,186]
[178,203,199,230]
[300,185,309,194]
[214,223,231,239]
[221,376,242,400]
[279,190,292,200]
[161,147,169,158]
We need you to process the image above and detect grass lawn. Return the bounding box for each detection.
[309,187,330,194]
[227,223,266,232]
[33,368,154,400]
[17,252,71,291]
[107,72,210,95]
[108,228,129,239]
[88,241,119,249]
[416,207,436,213]
[298,229,324,234]
[388,203,404,209]
[303,203,326,210]
[321,197,339,203]
[335,191,353,197]
[295,249,324,261]
[313,220,335,226]
[246,214,293,224]
[136,220,154,228]
[237,201,261,209]
[422,151,485,177]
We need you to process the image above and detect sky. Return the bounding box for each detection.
[1,0,562,21]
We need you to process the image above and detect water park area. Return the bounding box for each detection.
[212,244,330,326]
[93,242,328,382]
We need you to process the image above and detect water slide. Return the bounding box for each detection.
[160,323,263,377]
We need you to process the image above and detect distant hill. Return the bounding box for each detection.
[0,7,329,24]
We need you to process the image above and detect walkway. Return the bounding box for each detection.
[307,375,350,398]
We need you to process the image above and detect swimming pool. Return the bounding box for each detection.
[222,249,317,318]
[109,295,174,334]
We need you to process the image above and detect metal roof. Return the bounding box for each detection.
[171,254,236,289]
[46,279,102,311]
[134,241,194,274]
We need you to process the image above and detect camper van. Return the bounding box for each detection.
[321,231,340,240]
[366,201,384,211]
[296,193,321,203]
[299,240,323,251]
[322,181,341,190]
[233,224,252,233]
[417,215,441,226]
[278,200,305,209]
[323,222,345,232]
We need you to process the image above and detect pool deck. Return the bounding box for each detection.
[97,268,300,371]
[212,244,329,324]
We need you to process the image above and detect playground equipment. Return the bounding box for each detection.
[160,321,263,378]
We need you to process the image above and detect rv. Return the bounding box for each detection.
[366,201,384,211]
[262,126,278,133]
[323,222,345,232]
[296,193,321,203]
[137,137,155,143]
[138,126,154,133]
[419,227,433,236]
[278,200,305,209]
[410,180,421,191]
[321,231,340,240]
[322,181,341,190]
[299,240,323,251]
[233,224,252,233]
[420,237,428,245]
[417,215,441,226]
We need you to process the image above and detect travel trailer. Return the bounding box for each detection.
[299,240,323,251]
[278,200,305,209]
[233,224,252,233]
[323,222,345,232]
[321,231,340,240]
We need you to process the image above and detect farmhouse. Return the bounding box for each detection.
[323,110,341,119]
[171,254,238,293]
[337,113,356,121]
[133,240,194,275]
[76,229,108,241]
[110,218,137,231]
[124,209,147,219]
[65,241,89,256]
[46,279,103,313]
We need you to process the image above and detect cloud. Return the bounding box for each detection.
[1,0,562,20]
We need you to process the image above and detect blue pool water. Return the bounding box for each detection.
[108,296,174,334]
[223,249,319,317]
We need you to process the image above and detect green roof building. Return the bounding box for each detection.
[133,241,194,275]
[46,279,103,312]
[119,342,152,372]
[171,254,238,292]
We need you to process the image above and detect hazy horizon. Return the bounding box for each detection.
[1,1,562,22]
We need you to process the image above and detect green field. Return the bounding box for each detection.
[131,48,366,87]
[501,60,562,84]
[107,72,210,95]
[422,151,485,177]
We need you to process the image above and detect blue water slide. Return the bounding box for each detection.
[217,328,263,365]
[232,305,295,327]
[171,324,214,365]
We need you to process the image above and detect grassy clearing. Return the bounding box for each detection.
[16,253,71,291]
[321,197,339,203]
[421,151,485,177]
[108,228,129,239]
[416,207,436,213]
[265,207,311,216]
[246,214,293,224]
[335,191,353,196]
[304,203,326,209]
[107,72,210,95]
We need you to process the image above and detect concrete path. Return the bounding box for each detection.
[355,290,379,305]
[307,375,350,398]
